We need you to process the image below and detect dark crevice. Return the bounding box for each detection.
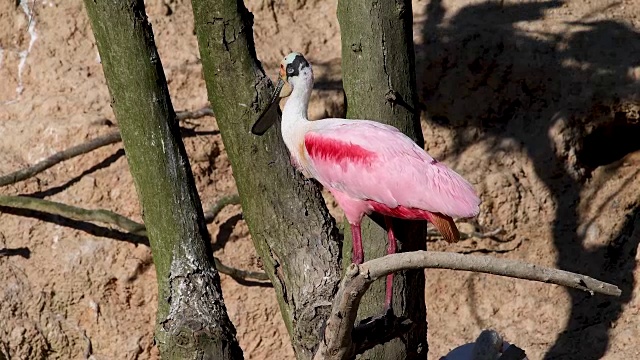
[578,113,640,169]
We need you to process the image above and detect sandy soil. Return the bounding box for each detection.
[1,0,639,359]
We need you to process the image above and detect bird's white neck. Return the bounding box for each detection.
[281,74,313,154]
[282,78,312,122]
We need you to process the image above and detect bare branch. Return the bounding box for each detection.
[0,106,213,188]
[316,250,621,360]
[0,132,122,187]
[175,107,214,121]
[0,195,267,282]
[365,251,621,296]
[213,257,268,281]
[314,265,365,360]
[0,195,145,234]
[203,194,241,223]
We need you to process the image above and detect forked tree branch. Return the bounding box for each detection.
[315,251,621,360]
[0,195,145,234]
[0,107,213,188]
[0,195,268,281]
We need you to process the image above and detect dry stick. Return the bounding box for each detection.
[0,107,213,188]
[204,193,240,223]
[175,107,214,120]
[0,195,268,282]
[0,195,145,234]
[315,251,621,360]
[0,132,122,187]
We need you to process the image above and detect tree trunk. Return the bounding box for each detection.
[83,1,243,359]
[337,1,428,359]
[191,1,343,359]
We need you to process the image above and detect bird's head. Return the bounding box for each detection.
[251,52,312,135]
[274,52,312,98]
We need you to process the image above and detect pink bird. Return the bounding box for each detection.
[252,52,481,310]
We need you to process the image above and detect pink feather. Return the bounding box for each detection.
[301,120,480,225]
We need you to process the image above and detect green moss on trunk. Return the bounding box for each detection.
[191,1,343,359]
[83,1,243,358]
[338,0,428,359]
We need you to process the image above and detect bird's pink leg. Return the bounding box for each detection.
[351,223,364,265]
[384,216,397,311]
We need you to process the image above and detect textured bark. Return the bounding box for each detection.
[191,1,343,359]
[337,1,428,359]
[83,1,243,359]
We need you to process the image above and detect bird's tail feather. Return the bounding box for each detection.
[428,212,460,243]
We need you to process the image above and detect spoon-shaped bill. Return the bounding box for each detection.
[251,78,284,135]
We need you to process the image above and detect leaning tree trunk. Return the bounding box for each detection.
[191,1,343,359]
[83,1,243,359]
[338,0,428,359]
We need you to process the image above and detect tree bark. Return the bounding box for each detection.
[83,1,243,359]
[337,1,428,359]
[191,1,343,359]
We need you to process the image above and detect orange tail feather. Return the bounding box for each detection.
[428,212,460,243]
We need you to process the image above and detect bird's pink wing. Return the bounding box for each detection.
[303,121,480,219]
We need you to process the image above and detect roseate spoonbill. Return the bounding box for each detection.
[252,52,481,310]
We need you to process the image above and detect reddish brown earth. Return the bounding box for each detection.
[1,0,639,359]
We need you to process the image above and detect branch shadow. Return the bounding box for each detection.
[0,206,149,245]
[0,247,31,259]
[25,149,126,199]
[416,0,640,358]
[1,206,272,287]
[20,128,218,199]
[212,213,243,252]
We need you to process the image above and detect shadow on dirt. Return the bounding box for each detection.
[416,0,639,358]
[0,247,31,259]
[24,149,126,199]
[0,205,150,245]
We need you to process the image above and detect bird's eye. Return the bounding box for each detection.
[287,67,294,74]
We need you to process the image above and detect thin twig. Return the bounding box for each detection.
[203,194,241,223]
[0,106,213,188]
[214,257,268,281]
[0,132,122,187]
[175,107,214,121]
[315,251,621,360]
[0,195,268,282]
[0,195,146,235]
